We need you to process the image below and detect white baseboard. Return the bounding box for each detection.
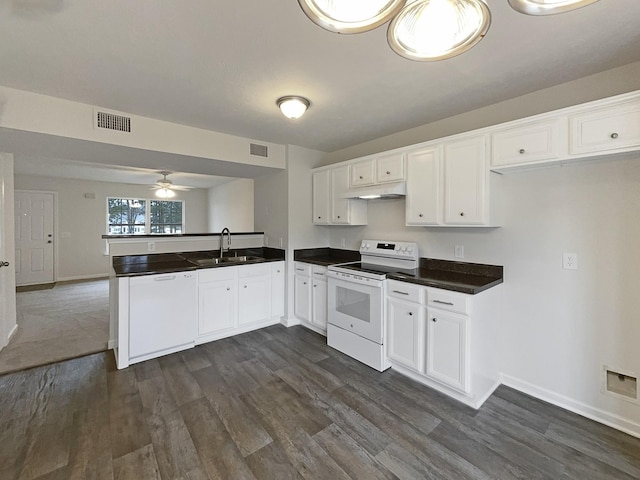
[56,274,109,283]
[8,323,18,341]
[108,339,117,350]
[501,374,640,439]
[281,316,301,328]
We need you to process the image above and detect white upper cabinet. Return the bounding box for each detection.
[570,96,640,155]
[350,152,405,188]
[376,153,405,183]
[312,170,330,225]
[444,135,488,225]
[491,117,566,167]
[331,165,351,224]
[405,146,442,226]
[350,159,375,187]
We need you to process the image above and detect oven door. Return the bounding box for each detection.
[327,271,384,344]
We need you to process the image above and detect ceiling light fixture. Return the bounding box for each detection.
[388,0,491,61]
[155,187,176,199]
[298,0,407,34]
[507,0,599,15]
[277,96,311,119]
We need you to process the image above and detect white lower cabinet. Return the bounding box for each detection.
[271,262,285,318]
[387,297,424,372]
[294,262,328,334]
[198,267,238,337]
[385,279,500,408]
[238,264,271,326]
[426,308,469,393]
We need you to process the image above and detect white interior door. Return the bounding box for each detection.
[0,153,17,350]
[15,191,55,285]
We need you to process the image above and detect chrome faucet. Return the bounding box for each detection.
[220,228,231,259]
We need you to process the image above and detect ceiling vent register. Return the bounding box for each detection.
[95,111,131,133]
[250,143,269,157]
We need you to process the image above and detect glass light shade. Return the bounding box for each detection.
[388,0,491,61]
[508,0,599,15]
[298,0,407,33]
[277,96,310,119]
[155,187,176,199]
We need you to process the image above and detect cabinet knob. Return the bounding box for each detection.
[337,215,340,219]
[432,318,437,322]
[386,171,391,175]
[226,287,230,291]
[313,284,317,288]
[418,213,423,218]
[244,285,247,288]
[359,175,363,179]
[408,312,413,316]
[277,270,280,273]
[303,281,307,285]
[318,216,321,219]
[519,148,525,154]
[459,212,464,217]
[610,132,619,139]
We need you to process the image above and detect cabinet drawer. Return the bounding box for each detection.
[491,118,565,166]
[198,266,237,283]
[312,265,328,280]
[238,263,271,278]
[388,280,425,304]
[376,153,405,183]
[351,160,375,187]
[570,98,640,155]
[427,287,470,315]
[294,262,312,276]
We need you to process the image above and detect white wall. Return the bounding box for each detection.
[325,156,640,434]
[208,179,254,233]
[0,153,16,350]
[13,175,209,281]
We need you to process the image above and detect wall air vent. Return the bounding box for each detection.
[95,110,131,133]
[250,143,268,157]
[603,366,638,403]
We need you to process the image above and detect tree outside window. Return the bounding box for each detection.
[107,197,183,234]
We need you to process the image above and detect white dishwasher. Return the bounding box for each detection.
[129,271,197,361]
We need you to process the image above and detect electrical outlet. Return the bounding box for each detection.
[148,242,155,252]
[563,253,578,270]
[455,245,464,259]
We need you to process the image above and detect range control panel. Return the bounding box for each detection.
[359,239,419,260]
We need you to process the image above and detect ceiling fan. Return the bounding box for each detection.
[150,171,192,198]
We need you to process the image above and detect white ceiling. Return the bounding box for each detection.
[2,0,640,183]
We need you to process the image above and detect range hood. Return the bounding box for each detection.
[341,181,406,200]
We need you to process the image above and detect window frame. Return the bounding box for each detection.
[106,196,185,235]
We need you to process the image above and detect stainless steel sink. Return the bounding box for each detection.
[189,256,263,266]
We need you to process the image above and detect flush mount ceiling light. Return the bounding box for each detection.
[508,0,599,15]
[388,0,491,61]
[277,96,311,119]
[298,0,407,34]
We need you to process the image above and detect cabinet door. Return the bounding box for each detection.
[405,146,442,226]
[491,118,564,167]
[426,308,469,392]
[444,135,487,225]
[199,279,237,336]
[350,160,375,187]
[238,274,271,325]
[570,98,640,155]
[312,170,330,225]
[311,278,327,331]
[376,153,405,183]
[331,165,351,224]
[387,298,423,371]
[294,274,311,322]
[271,262,285,318]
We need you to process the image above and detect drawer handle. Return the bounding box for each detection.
[433,300,454,306]
[154,275,176,281]
[296,268,304,272]
[393,290,409,295]
[519,148,525,154]
[314,272,324,276]
[610,132,619,139]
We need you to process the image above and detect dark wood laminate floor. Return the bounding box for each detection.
[1,325,639,480]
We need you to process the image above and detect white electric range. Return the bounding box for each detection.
[326,240,419,371]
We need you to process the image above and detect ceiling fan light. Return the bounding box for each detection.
[508,0,600,15]
[155,187,175,199]
[388,0,491,61]
[277,96,310,119]
[298,0,407,34]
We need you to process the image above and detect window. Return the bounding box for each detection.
[107,197,184,235]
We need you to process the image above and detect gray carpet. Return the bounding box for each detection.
[0,278,109,375]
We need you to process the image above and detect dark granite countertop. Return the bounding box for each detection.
[113,247,285,277]
[293,247,360,266]
[387,258,503,294]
